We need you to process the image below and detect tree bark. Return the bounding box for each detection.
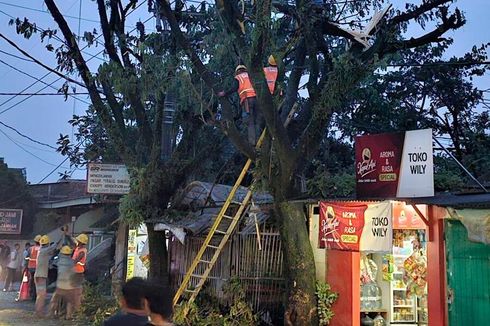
[147,223,169,285]
[276,201,317,326]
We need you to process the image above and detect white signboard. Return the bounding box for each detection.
[87,163,130,194]
[360,202,393,253]
[397,129,434,197]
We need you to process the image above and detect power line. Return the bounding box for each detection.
[0,49,34,62]
[0,59,92,107]
[0,120,57,149]
[0,128,69,168]
[0,7,153,116]
[0,92,90,96]
[0,1,100,23]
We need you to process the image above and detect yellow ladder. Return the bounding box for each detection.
[173,105,296,307]
[172,130,266,306]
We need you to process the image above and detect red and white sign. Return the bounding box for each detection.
[319,202,392,252]
[87,163,130,194]
[392,202,427,229]
[355,129,434,198]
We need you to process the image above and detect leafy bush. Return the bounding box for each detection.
[316,282,338,326]
[75,283,119,326]
[174,277,257,325]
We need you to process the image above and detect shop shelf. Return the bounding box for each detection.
[393,304,414,308]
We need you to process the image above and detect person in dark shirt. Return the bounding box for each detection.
[104,277,149,326]
[144,282,174,326]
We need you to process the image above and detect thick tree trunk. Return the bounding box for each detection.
[276,201,318,325]
[147,223,169,286]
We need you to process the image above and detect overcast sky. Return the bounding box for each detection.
[0,0,488,184]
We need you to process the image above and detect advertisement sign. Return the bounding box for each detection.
[126,229,137,280]
[392,202,427,229]
[319,202,367,251]
[87,163,130,194]
[355,129,434,198]
[319,202,392,252]
[0,209,23,234]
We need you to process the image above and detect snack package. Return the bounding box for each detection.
[382,254,394,281]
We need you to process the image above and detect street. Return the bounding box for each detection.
[0,283,78,326]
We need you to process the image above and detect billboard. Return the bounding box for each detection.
[355,129,434,198]
[87,163,130,195]
[0,209,23,234]
[319,202,392,252]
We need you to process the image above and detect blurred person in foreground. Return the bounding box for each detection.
[144,282,174,326]
[103,277,149,326]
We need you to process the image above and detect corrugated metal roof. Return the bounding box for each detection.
[407,192,490,209]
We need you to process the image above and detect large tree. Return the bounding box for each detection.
[158,0,465,323]
[9,0,228,284]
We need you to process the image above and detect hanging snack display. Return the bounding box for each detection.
[403,249,427,297]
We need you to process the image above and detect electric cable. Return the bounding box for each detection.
[0,120,57,149]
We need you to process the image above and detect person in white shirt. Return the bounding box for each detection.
[3,243,21,292]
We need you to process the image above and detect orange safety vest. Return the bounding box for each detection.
[235,72,256,104]
[263,66,278,94]
[73,247,87,273]
[27,245,40,269]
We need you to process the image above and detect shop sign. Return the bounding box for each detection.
[0,209,23,234]
[360,202,393,252]
[392,202,427,229]
[87,163,130,194]
[319,202,392,252]
[355,129,434,198]
[126,229,137,280]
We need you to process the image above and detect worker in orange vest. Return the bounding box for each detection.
[72,233,88,313]
[218,65,262,144]
[26,235,41,300]
[263,55,279,94]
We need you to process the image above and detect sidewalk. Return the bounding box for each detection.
[0,283,78,326]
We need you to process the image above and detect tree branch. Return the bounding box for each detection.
[96,0,122,65]
[0,33,86,89]
[159,0,255,159]
[44,0,135,164]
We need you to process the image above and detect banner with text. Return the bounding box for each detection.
[355,129,434,198]
[0,209,23,234]
[319,202,392,252]
[87,163,130,194]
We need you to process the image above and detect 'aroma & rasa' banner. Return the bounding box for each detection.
[319,202,392,252]
[355,129,434,198]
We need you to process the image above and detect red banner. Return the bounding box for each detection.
[319,202,368,251]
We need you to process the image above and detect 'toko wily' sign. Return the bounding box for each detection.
[355,129,434,198]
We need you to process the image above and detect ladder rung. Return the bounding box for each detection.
[207,244,219,249]
[191,274,204,278]
[232,201,244,206]
[215,230,227,235]
[199,259,211,264]
[223,215,235,220]
[184,289,197,293]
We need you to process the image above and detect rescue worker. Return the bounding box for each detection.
[218,65,261,144]
[264,55,279,94]
[48,245,76,319]
[72,233,88,313]
[34,232,66,317]
[27,235,41,300]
